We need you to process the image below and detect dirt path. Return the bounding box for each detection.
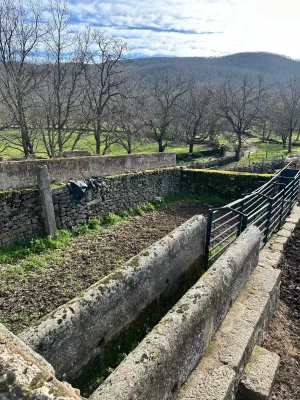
[218,138,258,171]
[0,201,209,335]
[263,225,300,400]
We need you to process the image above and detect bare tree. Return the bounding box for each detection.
[252,96,278,142]
[276,76,300,152]
[145,71,192,152]
[114,77,147,154]
[0,0,44,156]
[210,75,271,159]
[177,83,211,153]
[84,30,129,155]
[34,0,90,157]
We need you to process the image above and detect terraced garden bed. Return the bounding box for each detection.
[0,199,211,334]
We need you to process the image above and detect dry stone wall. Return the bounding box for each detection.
[0,169,181,247]
[53,169,181,229]
[181,169,271,198]
[0,167,271,248]
[0,189,44,247]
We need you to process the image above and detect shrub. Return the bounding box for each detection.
[101,213,121,226]
[88,218,100,230]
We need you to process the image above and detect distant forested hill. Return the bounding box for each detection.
[128,52,300,83]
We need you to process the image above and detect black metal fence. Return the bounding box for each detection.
[204,163,300,267]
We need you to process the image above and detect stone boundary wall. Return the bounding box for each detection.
[0,168,270,248]
[0,168,181,247]
[181,169,272,198]
[227,159,283,174]
[0,152,176,190]
[19,215,207,381]
[184,154,236,170]
[90,226,260,400]
[53,169,181,230]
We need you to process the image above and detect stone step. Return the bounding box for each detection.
[238,346,280,400]
[176,265,281,400]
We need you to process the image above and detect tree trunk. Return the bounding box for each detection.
[94,125,101,154]
[158,138,165,152]
[282,134,287,149]
[288,130,293,153]
[235,133,242,161]
[189,142,194,153]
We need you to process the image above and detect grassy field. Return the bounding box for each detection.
[237,139,300,167]
[1,128,300,163]
[0,129,210,159]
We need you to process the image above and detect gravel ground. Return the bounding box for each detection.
[0,201,209,335]
[263,224,300,400]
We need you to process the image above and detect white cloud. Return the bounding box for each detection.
[66,0,300,58]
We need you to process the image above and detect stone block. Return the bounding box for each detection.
[239,346,280,400]
[0,324,81,399]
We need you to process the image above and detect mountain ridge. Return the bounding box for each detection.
[128,52,300,82]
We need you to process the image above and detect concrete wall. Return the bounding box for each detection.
[90,226,260,400]
[19,215,207,381]
[0,152,176,190]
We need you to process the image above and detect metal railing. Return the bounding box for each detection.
[204,162,300,267]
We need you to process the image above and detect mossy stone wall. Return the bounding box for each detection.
[181,169,272,198]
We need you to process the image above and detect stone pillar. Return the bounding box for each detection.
[37,165,56,238]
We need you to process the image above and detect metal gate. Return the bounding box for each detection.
[204,163,300,267]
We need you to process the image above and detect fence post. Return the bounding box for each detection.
[279,184,286,228]
[241,214,248,233]
[204,210,213,268]
[264,197,273,244]
[237,200,245,236]
[289,178,296,214]
[37,165,57,239]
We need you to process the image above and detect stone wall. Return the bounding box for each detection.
[0,168,272,248]
[227,159,283,174]
[0,168,181,247]
[53,168,181,229]
[0,152,176,190]
[90,227,261,400]
[181,169,271,198]
[183,154,236,170]
[19,215,207,381]
[0,189,44,247]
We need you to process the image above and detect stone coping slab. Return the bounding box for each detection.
[176,265,281,400]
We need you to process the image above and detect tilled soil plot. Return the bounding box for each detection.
[0,201,209,335]
[263,225,300,400]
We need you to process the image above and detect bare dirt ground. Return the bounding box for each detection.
[263,225,300,400]
[0,201,209,335]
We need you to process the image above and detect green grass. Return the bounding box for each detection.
[236,140,300,167]
[0,128,209,159]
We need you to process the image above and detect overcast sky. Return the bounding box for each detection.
[67,0,300,59]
